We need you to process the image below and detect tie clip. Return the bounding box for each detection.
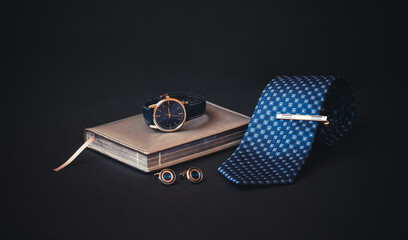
[276,114,329,125]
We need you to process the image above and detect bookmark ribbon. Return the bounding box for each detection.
[53,136,96,172]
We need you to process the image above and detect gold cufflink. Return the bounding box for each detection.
[154,168,176,185]
[180,167,203,183]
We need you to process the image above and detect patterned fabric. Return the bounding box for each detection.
[218,76,355,185]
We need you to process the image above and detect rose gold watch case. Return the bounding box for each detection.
[149,97,187,132]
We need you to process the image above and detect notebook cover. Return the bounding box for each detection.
[85,102,250,155]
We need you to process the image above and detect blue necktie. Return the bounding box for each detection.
[218,76,355,185]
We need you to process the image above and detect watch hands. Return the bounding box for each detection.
[166,105,171,124]
[167,105,171,118]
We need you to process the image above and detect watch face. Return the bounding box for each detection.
[154,99,186,131]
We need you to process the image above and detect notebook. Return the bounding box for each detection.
[84,102,250,172]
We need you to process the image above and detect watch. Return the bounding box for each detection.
[142,92,206,132]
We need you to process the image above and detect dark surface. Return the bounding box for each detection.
[1,1,407,239]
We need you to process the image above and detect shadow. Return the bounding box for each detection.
[178,110,213,132]
[298,119,391,179]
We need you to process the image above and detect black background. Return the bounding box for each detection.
[2,0,407,239]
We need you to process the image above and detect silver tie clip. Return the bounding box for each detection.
[276,114,329,125]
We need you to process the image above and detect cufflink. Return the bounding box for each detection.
[180,167,203,183]
[154,169,176,185]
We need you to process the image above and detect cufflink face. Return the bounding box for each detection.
[154,169,176,185]
[180,167,203,183]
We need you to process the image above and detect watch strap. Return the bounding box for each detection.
[184,94,206,121]
[142,104,154,125]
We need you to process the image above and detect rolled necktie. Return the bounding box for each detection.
[218,75,355,185]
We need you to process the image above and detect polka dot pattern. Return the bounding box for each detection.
[218,76,355,185]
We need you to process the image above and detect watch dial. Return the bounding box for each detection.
[154,100,185,130]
